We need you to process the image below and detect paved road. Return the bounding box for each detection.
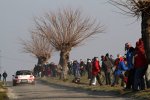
[7,80,133,100]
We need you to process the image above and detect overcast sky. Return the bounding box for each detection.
[0,0,141,80]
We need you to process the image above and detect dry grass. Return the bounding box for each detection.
[0,81,8,100]
[121,89,150,100]
[40,74,150,100]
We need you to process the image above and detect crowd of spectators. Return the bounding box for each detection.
[33,38,148,91]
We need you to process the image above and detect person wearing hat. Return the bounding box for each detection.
[86,58,92,80]
[124,42,135,90]
[111,54,128,87]
[133,39,147,91]
[101,55,112,85]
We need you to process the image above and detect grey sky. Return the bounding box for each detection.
[0,0,141,80]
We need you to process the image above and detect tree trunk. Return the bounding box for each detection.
[36,57,47,76]
[37,57,47,65]
[58,51,69,80]
[141,10,150,88]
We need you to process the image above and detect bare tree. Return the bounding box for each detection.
[34,8,104,80]
[21,32,53,65]
[109,0,150,88]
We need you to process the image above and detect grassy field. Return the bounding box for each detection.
[40,75,150,100]
[0,81,8,100]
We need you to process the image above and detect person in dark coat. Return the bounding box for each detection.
[109,55,115,65]
[86,59,92,80]
[80,59,86,76]
[2,71,7,85]
[72,60,81,83]
[101,55,112,85]
[0,73,1,81]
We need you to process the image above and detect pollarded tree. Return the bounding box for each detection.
[34,8,104,80]
[21,32,53,66]
[110,0,150,88]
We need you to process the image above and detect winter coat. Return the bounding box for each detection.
[134,48,147,68]
[92,60,100,76]
[73,61,81,78]
[103,57,113,73]
[86,62,92,72]
[126,47,135,69]
[134,40,147,68]
[80,61,85,71]
[114,57,128,75]
[2,72,7,78]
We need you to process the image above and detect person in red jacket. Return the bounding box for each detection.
[133,38,148,91]
[89,57,102,86]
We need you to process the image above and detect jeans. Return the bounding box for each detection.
[112,73,124,86]
[134,67,147,90]
[126,69,135,89]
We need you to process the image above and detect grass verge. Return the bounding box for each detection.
[0,81,8,100]
[39,75,150,100]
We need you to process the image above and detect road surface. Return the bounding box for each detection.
[7,80,133,100]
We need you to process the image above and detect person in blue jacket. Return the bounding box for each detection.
[111,54,128,87]
[124,43,135,90]
[72,60,81,83]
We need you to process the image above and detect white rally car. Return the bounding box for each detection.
[12,70,35,86]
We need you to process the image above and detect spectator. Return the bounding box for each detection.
[68,60,73,75]
[124,42,135,90]
[90,57,102,86]
[80,59,86,76]
[50,62,57,77]
[101,55,111,85]
[2,71,7,85]
[72,60,81,83]
[0,73,1,81]
[39,71,42,78]
[106,53,115,77]
[133,39,147,91]
[111,54,128,87]
[47,67,51,77]
[86,58,92,80]
[109,55,115,65]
